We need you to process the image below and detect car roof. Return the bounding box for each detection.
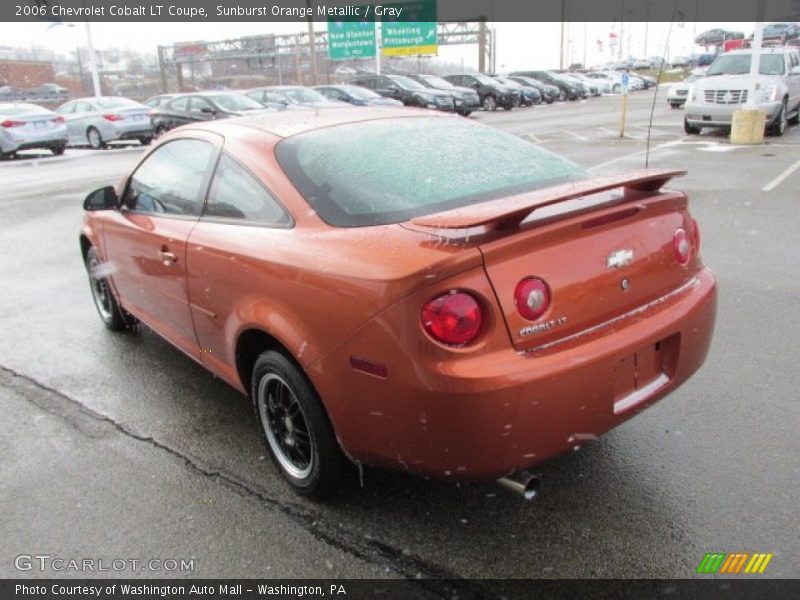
[191,90,246,96]
[193,106,452,139]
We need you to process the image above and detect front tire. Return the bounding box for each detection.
[558,89,567,101]
[684,118,701,135]
[138,136,152,146]
[252,351,348,498]
[769,99,788,136]
[482,95,497,111]
[85,246,129,331]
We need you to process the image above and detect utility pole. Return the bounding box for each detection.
[644,3,650,57]
[583,22,587,68]
[478,20,487,73]
[375,17,381,74]
[306,1,318,85]
[84,21,101,97]
[559,0,566,70]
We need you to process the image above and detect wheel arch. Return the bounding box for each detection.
[235,327,303,397]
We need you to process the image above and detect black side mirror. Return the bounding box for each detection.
[83,186,118,211]
[200,106,216,114]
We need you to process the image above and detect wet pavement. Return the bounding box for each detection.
[1,91,798,584]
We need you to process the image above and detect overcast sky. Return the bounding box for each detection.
[4,20,755,70]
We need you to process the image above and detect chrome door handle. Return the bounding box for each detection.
[158,249,177,264]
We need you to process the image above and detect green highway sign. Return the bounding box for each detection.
[381,0,437,56]
[327,17,376,60]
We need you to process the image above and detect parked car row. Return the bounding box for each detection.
[1,65,657,160]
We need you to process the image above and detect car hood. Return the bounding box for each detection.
[694,74,778,90]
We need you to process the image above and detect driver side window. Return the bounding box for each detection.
[123,139,214,216]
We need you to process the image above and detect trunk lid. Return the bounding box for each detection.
[410,170,697,352]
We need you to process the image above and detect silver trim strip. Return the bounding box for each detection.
[614,373,670,414]
[527,277,700,354]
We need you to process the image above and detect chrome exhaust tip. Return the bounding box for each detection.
[497,470,540,501]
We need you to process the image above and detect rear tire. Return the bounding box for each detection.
[52,143,66,155]
[86,126,105,149]
[85,246,129,331]
[138,136,152,146]
[252,351,349,498]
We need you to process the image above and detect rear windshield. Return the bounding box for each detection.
[276,117,587,227]
[706,53,785,76]
[0,103,41,115]
[96,98,140,109]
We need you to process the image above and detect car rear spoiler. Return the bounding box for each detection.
[410,169,686,230]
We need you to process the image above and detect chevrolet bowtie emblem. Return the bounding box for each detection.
[607,249,634,269]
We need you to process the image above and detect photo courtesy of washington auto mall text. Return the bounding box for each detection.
[1,0,799,599]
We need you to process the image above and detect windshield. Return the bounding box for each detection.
[765,24,790,35]
[276,117,587,227]
[281,88,328,104]
[473,74,499,85]
[421,75,453,88]
[340,86,380,100]
[211,94,264,111]
[96,98,140,109]
[389,75,426,90]
[706,53,785,76]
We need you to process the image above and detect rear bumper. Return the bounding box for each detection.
[0,125,68,153]
[112,124,154,141]
[313,268,717,480]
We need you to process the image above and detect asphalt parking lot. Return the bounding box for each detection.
[1,91,798,587]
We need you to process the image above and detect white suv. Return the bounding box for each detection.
[684,47,800,136]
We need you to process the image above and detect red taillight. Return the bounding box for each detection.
[514,277,551,321]
[421,291,483,346]
[0,119,25,128]
[673,228,692,265]
[103,114,124,121]
[53,116,65,124]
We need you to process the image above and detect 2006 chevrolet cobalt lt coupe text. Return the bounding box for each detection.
[80,108,716,498]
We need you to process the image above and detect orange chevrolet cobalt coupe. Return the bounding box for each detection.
[80,108,716,498]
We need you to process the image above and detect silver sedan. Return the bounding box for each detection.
[55,96,153,149]
[0,103,68,158]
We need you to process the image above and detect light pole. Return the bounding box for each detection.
[84,21,101,97]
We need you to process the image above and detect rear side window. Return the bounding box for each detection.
[167,97,189,111]
[276,116,587,227]
[124,139,215,216]
[205,154,291,226]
